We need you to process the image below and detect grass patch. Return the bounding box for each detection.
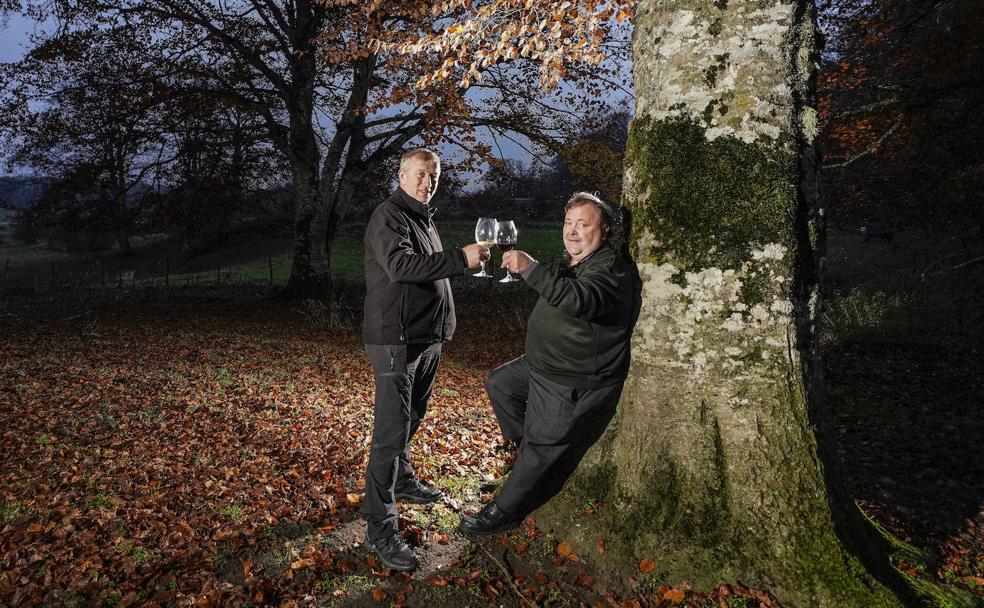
[820,281,984,346]
[87,493,118,509]
[116,540,155,565]
[314,574,376,595]
[1,502,27,523]
[219,504,243,521]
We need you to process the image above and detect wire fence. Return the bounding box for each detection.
[0,254,288,301]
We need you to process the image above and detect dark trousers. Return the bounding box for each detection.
[361,342,442,541]
[486,355,623,516]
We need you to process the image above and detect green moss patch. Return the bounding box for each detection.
[626,116,795,270]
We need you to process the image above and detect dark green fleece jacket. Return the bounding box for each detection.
[523,242,641,389]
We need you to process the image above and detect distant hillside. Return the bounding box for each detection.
[0,176,48,209]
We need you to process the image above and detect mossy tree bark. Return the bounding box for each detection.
[540,2,911,606]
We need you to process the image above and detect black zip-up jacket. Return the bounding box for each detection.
[524,243,641,389]
[362,188,468,345]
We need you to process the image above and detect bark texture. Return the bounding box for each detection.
[539,2,908,606]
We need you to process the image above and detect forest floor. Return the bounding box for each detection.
[3,293,775,608]
[1,227,983,607]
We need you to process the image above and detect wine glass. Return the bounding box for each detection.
[473,217,496,278]
[495,220,519,283]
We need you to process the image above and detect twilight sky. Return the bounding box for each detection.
[1,13,47,63]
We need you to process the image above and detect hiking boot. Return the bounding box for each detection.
[364,532,419,572]
[394,475,442,504]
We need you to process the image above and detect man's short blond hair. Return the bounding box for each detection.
[400,148,441,173]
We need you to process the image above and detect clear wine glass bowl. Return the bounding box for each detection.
[473,217,496,278]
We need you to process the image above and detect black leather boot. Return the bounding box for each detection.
[459,501,523,535]
[364,532,419,571]
[394,475,443,504]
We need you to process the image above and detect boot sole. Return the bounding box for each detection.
[458,519,522,536]
[395,492,442,504]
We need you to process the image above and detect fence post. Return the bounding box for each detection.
[269,254,274,286]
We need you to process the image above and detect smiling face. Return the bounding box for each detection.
[399,156,441,204]
[563,202,609,265]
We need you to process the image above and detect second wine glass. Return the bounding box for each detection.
[473,217,496,278]
[495,220,520,283]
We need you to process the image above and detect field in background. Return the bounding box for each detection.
[0,222,564,290]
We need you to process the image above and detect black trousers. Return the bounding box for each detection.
[485,355,623,516]
[361,342,442,541]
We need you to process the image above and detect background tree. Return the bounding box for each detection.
[155,99,284,255]
[818,0,984,232]
[3,25,176,254]
[476,158,541,200]
[557,106,629,202]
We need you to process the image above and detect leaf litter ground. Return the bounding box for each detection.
[0,290,979,607]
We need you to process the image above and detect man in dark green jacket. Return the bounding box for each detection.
[460,192,641,534]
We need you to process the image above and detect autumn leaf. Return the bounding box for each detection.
[597,537,606,553]
[556,539,572,557]
[639,558,655,573]
[663,588,686,603]
[371,587,387,602]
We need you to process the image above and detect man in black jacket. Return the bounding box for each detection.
[460,192,641,534]
[361,148,488,570]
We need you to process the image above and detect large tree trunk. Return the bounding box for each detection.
[283,44,333,300]
[284,158,332,300]
[539,2,912,606]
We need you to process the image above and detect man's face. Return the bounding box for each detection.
[399,156,441,204]
[563,202,608,264]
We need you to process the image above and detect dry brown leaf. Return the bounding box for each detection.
[663,588,686,603]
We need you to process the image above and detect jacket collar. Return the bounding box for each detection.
[393,187,435,219]
[568,241,612,270]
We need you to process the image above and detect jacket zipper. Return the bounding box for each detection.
[399,285,409,342]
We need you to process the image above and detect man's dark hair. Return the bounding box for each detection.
[564,191,613,230]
